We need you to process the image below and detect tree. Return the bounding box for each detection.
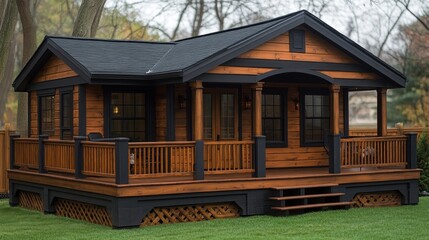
[0,1,18,127]
[72,0,106,37]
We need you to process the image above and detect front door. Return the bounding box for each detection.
[203,88,239,170]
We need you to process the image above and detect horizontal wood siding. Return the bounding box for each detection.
[30,91,38,138]
[33,55,78,82]
[86,85,104,136]
[175,84,187,141]
[73,86,79,136]
[155,86,167,141]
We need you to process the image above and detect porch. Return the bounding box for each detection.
[9,133,417,185]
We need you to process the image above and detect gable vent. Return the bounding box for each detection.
[289,29,305,53]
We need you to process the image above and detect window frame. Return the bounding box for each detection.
[37,89,56,136]
[300,88,330,147]
[60,87,74,140]
[262,88,288,148]
[105,87,155,142]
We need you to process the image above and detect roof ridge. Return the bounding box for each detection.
[174,10,305,42]
[47,35,175,45]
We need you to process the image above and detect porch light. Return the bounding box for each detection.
[293,97,299,110]
[244,96,252,110]
[178,95,186,109]
[113,106,119,115]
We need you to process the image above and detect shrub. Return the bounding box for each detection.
[417,131,429,192]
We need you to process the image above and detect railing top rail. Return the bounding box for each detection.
[14,138,38,142]
[81,141,116,146]
[129,141,196,146]
[204,140,254,145]
[43,139,75,144]
[340,135,407,142]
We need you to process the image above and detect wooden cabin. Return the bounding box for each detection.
[8,10,419,228]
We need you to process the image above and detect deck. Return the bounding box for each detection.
[8,167,419,197]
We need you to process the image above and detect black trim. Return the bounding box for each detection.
[78,85,86,136]
[186,85,192,141]
[166,85,176,141]
[27,91,31,137]
[223,59,370,72]
[28,77,86,91]
[342,88,349,137]
[59,87,74,140]
[289,29,305,53]
[299,88,330,147]
[262,88,288,147]
[238,86,243,140]
[37,89,55,96]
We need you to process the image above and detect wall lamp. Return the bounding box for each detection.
[178,95,186,109]
[292,97,299,110]
[244,96,252,110]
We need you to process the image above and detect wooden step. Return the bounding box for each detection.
[270,192,345,201]
[271,183,338,191]
[271,202,353,211]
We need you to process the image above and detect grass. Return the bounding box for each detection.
[0,198,428,240]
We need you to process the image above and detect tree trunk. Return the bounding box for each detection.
[0,1,18,128]
[72,0,106,37]
[16,0,37,137]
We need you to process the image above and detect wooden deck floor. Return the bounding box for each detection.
[8,167,420,198]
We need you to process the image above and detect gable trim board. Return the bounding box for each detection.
[13,10,405,92]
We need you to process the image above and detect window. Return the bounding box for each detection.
[110,92,146,141]
[289,29,305,53]
[60,91,73,140]
[301,91,330,146]
[262,90,287,146]
[40,95,55,136]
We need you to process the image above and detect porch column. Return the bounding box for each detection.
[252,83,265,178]
[330,84,340,135]
[191,80,204,180]
[253,83,263,136]
[377,88,387,136]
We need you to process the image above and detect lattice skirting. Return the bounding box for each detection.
[18,191,43,211]
[0,193,8,199]
[352,191,402,208]
[54,198,112,226]
[141,202,240,226]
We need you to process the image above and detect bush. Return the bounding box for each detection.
[417,131,429,192]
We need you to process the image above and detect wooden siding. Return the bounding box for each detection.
[86,85,104,135]
[33,55,78,83]
[208,27,381,81]
[30,91,38,138]
[155,86,167,141]
[175,84,188,141]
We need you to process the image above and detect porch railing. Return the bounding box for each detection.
[82,141,116,177]
[340,136,407,168]
[129,141,195,177]
[14,138,39,169]
[44,140,75,173]
[204,140,253,173]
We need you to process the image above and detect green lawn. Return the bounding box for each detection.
[0,198,428,240]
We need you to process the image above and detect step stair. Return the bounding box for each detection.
[269,183,352,215]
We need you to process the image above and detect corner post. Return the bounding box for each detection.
[192,80,204,180]
[406,133,417,169]
[330,84,340,135]
[252,83,266,178]
[253,136,266,177]
[74,136,86,179]
[377,88,387,136]
[329,134,341,174]
[9,134,20,170]
[38,135,48,173]
[115,138,129,184]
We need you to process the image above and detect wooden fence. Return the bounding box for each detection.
[82,141,116,177]
[0,125,12,194]
[44,140,75,173]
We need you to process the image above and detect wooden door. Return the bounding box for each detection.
[203,88,239,170]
